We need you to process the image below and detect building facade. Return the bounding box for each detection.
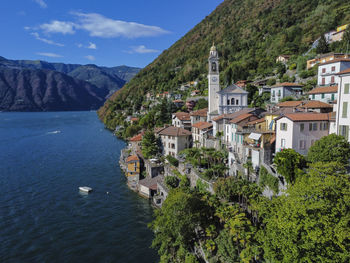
[317,59,350,86]
[336,69,350,142]
[270,83,303,103]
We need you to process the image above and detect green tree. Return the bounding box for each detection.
[316,34,329,54]
[193,98,208,110]
[258,164,350,262]
[150,189,213,262]
[307,134,350,165]
[274,149,306,185]
[165,176,179,189]
[141,131,160,159]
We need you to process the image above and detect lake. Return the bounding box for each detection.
[0,111,158,263]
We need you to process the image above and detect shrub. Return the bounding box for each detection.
[166,155,179,167]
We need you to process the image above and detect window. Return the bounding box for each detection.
[345,83,350,94]
[323,123,328,130]
[312,94,315,99]
[339,125,349,140]
[312,123,318,131]
[309,123,312,131]
[322,68,326,73]
[272,90,275,97]
[331,76,335,83]
[236,99,239,105]
[227,99,230,105]
[281,139,286,148]
[331,66,336,72]
[322,78,325,85]
[342,102,348,118]
[321,93,325,99]
[300,123,304,132]
[231,98,235,105]
[278,90,281,97]
[331,94,335,101]
[299,140,306,150]
[280,123,287,131]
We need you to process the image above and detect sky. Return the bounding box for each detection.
[0,0,224,68]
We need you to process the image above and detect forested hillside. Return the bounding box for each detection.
[99,0,350,123]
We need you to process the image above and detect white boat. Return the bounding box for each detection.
[79,186,92,193]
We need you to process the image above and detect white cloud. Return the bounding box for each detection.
[24,26,31,31]
[36,52,63,58]
[40,20,75,34]
[34,0,47,9]
[87,42,97,49]
[126,45,159,54]
[31,32,64,47]
[84,55,95,61]
[72,12,169,38]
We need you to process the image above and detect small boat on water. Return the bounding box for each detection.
[79,186,92,193]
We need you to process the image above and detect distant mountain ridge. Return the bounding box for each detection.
[0,56,140,111]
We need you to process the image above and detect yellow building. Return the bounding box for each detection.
[126,155,141,177]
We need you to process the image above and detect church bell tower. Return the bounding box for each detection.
[208,44,220,120]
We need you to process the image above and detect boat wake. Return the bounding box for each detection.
[47,130,61,135]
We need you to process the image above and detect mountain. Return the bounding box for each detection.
[0,56,140,111]
[0,68,108,111]
[0,56,140,96]
[98,0,350,125]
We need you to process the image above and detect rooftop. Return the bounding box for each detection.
[280,112,330,122]
[192,121,213,130]
[299,100,333,109]
[190,108,208,117]
[247,117,265,125]
[212,108,255,121]
[126,155,140,163]
[273,82,303,87]
[277,101,303,108]
[319,58,350,66]
[129,132,144,142]
[230,113,254,124]
[308,85,338,94]
[158,126,192,137]
[139,175,164,190]
[174,112,190,121]
[337,68,350,75]
[217,84,248,95]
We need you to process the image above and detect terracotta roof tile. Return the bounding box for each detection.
[247,118,265,125]
[192,121,213,130]
[308,85,338,94]
[174,112,190,121]
[277,101,303,108]
[212,108,255,121]
[190,108,208,117]
[130,132,144,142]
[299,101,333,109]
[158,126,192,136]
[273,82,303,87]
[337,68,350,75]
[229,113,253,124]
[126,155,139,163]
[282,113,330,122]
[319,58,350,66]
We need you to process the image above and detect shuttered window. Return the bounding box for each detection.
[345,84,350,94]
[342,102,348,118]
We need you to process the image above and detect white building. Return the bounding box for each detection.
[317,59,350,86]
[270,83,303,103]
[190,108,208,125]
[191,122,213,148]
[157,126,192,158]
[207,44,248,120]
[217,84,248,114]
[335,68,350,142]
[172,112,191,131]
[308,85,338,103]
[275,113,330,155]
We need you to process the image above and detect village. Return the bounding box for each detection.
[118,24,350,206]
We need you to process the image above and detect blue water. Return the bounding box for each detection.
[0,112,158,263]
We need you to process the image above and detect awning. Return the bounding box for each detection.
[248,133,262,140]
